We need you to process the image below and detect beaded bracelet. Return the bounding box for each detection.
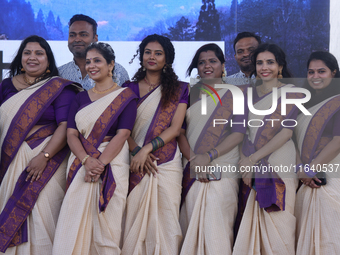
[131,146,142,156]
[81,155,90,165]
[151,137,165,152]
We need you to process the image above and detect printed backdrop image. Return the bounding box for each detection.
[0,0,330,80]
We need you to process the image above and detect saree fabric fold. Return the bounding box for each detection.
[0,77,79,254]
[179,86,246,255]
[52,88,136,255]
[122,82,188,255]
[233,85,300,255]
[295,95,340,255]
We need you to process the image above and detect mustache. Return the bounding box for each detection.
[71,42,85,46]
[241,57,250,62]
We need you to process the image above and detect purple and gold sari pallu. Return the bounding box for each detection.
[181,85,246,204]
[128,82,187,193]
[179,85,247,255]
[122,82,187,255]
[295,95,340,255]
[0,77,76,252]
[66,88,136,211]
[53,87,136,255]
[233,84,304,255]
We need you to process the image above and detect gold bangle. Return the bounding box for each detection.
[81,155,90,165]
[248,154,256,165]
[215,148,220,158]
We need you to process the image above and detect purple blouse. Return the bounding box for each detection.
[122,81,189,104]
[67,90,137,136]
[0,78,77,125]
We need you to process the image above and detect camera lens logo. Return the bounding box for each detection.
[199,83,223,115]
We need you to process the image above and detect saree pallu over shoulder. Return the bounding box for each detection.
[295,95,340,255]
[129,82,187,193]
[66,87,137,212]
[300,95,340,164]
[181,85,247,205]
[242,86,305,212]
[0,77,76,183]
[0,77,79,252]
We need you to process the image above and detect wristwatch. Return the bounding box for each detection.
[42,150,50,159]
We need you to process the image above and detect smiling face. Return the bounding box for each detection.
[307,59,336,92]
[255,51,282,82]
[68,21,98,58]
[21,42,49,78]
[142,41,166,72]
[234,37,259,72]
[85,49,114,82]
[197,50,224,79]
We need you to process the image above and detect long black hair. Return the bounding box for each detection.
[130,34,180,107]
[9,35,58,80]
[304,51,340,108]
[251,43,292,86]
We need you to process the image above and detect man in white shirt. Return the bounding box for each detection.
[58,14,129,90]
[226,32,261,85]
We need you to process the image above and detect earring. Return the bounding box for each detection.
[142,66,146,71]
[108,70,113,77]
[46,69,51,74]
[278,70,283,79]
[196,75,201,79]
[163,65,167,73]
[21,67,25,73]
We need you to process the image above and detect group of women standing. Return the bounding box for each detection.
[0,32,339,255]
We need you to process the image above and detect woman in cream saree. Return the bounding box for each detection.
[0,36,79,254]
[121,34,188,255]
[53,42,137,255]
[233,44,303,255]
[295,51,340,255]
[179,43,246,255]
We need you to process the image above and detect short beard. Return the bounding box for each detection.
[240,64,254,73]
[72,50,86,58]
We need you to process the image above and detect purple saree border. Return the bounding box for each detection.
[128,82,188,194]
[242,91,305,212]
[180,86,247,205]
[0,77,75,184]
[66,88,136,212]
[301,95,340,165]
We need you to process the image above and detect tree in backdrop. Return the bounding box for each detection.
[46,11,63,40]
[195,0,221,41]
[164,16,195,41]
[0,0,64,40]
[35,9,48,39]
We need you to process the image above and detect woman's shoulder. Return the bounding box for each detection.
[122,80,138,88]
[0,77,14,87]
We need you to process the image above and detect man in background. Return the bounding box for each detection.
[59,14,129,89]
[226,32,261,85]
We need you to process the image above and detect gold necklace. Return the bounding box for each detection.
[92,83,117,94]
[144,77,160,91]
[23,74,42,85]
